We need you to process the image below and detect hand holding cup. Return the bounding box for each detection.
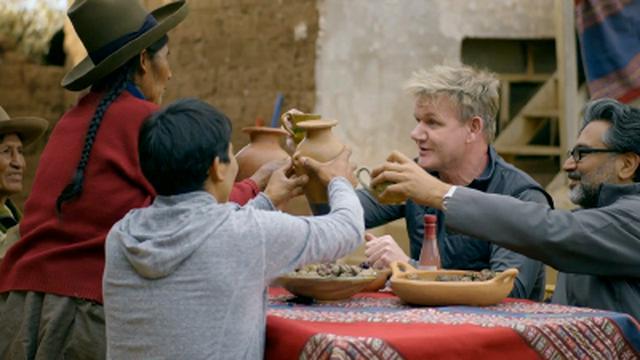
[369,150,452,208]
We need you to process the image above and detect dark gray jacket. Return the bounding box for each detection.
[446,183,640,320]
[359,146,553,300]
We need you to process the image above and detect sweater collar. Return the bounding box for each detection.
[126,82,146,100]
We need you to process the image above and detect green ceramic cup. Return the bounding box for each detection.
[356,167,392,199]
[282,113,322,145]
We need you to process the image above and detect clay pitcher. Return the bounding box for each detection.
[235,126,290,181]
[294,119,345,214]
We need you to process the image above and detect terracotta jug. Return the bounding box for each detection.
[294,119,345,214]
[235,126,289,181]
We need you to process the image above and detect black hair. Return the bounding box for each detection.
[582,98,640,181]
[0,133,23,143]
[56,35,169,214]
[138,98,232,196]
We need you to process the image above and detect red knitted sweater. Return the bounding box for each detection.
[0,91,259,304]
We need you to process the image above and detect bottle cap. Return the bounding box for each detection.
[423,214,436,224]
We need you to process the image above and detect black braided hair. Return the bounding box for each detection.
[55,69,131,214]
[55,35,169,215]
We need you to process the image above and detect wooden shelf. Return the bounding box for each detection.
[522,109,559,118]
[498,73,553,82]
[495,145,563,156]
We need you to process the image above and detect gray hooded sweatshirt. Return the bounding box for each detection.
[103,178,364,360]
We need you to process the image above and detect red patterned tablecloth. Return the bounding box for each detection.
[266,288,640,360]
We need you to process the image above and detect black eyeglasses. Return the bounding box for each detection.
[567,147,620,162]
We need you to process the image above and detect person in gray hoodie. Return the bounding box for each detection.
[102,98,364,359]
[369,98,640,320]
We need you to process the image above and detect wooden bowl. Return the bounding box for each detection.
[276,274,377,301]
[335,258,391,292]
[390,261,518,306]
[362,268,392,292]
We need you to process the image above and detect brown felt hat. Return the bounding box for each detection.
[61,0,188,91]
[0,106,48,147]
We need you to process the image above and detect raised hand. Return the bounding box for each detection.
[370,150,451,208]
[250,157,290,191]
[295,146,357,187]
[263,158,309,207]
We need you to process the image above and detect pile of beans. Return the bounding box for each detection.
[435,269,496,282]
[407,269,497,282]
[290,263,376,278]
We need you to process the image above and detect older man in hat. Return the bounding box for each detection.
[0,106,47,258]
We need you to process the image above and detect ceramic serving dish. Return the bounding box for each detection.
[390,261,518,306]
[276,273,377,301]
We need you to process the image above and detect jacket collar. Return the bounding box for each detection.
[467,146,496,191]
[596,182,640,208]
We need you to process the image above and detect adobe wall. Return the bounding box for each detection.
[160,0,319,148]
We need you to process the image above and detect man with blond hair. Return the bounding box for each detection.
[360,64,553,300]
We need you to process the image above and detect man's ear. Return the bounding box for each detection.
[209,157,226,182]
[617,152,640,182]
[466,116,484,143]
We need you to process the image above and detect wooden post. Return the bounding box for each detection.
[554,0,579,161]
[546,0,580,210]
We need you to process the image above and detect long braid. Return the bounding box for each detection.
[55,70,132,214]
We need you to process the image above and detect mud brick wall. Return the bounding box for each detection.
[0,58,66,209]
[158,0,319,148]
[66,0,319,147]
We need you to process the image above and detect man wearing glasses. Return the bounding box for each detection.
[371,97,640,320]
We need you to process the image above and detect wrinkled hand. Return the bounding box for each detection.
[250,158,290,190]
[264,158,309,207]
[295,146,357,187]
[363,233,409,269]
[370,150,451,208]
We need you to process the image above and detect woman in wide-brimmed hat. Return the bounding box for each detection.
[0,0,188,358]
[0,106,47,241]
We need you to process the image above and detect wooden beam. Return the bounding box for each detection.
[554,0,579,161]
[499,80,511,132]
[497,74,552,82]
[495,145,563,156]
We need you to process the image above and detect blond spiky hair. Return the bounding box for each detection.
[405,65,500,142]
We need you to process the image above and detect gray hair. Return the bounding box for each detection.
[404,65,500,142]
[582,98,640,181]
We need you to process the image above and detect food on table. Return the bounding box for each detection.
[288,263,376,278]
[406,269,497,282]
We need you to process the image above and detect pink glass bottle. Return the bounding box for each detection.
[418,214,441,270]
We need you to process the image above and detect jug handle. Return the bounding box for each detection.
[281,112,295,137]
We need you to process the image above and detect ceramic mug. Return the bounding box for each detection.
[356,167,393,199]
[281,112,322,145]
